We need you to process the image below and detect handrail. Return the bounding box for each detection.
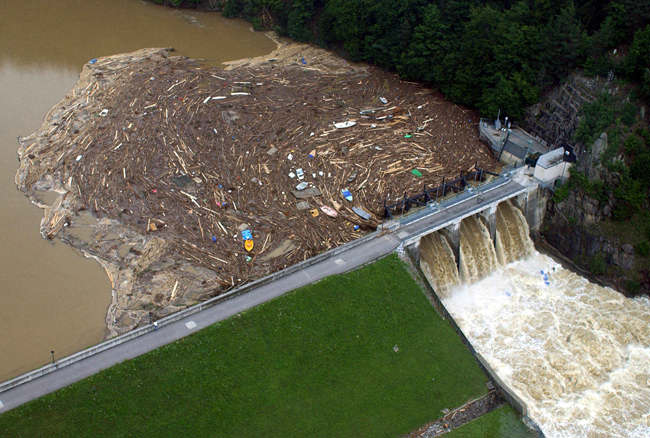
[0,226,383,394]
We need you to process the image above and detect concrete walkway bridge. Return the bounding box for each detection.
[0,168,545,414]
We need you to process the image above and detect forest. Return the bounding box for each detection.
[154,0,650,292]
[213,0,648,119]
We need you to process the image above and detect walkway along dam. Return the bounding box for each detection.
[3,166,649,438]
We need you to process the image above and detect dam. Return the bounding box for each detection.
[416,197,650,438]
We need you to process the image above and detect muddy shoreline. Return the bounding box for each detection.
[16,43,497,337]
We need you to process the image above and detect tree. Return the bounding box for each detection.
[399,4,449,83]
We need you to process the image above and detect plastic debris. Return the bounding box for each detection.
[89,58,97,64]
[246,255,252,262]
[296,201,310,210]
[287,153,293,161]
[267,146,278,155]
[99,109,109,117]
[241,229,253,240]
[295,181,309,191]
[292,187,321,199]
[75,155,83,162]
[353,225,360,231]
[288,172,296,179]
[370,123,377,128]
[411,169,423,177]
[296,168,304,180]
[404,134,412,139]
[211,236,217,242]
[301,56,306,65]
[334,121,356,129]
[352,206,371,220]
[309,208,319,217]
[244,240,254,252]
[379,97,388,104]
[341,188,353,202]
[320,205,338,217]
[347,172,357,183]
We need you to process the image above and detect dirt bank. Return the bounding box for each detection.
[16,44,497,336]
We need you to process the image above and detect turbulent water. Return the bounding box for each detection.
[419,232,459,297]
[459,216,499,283]
[420,201,650,438]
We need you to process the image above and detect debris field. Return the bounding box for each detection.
[20,49,498,291]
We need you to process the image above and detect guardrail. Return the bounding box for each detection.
[394,174,511,228]
[1,166,526,396]
[0,227,385,394]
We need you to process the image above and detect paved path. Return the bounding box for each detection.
[0,179,525,413]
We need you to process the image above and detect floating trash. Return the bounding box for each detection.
[320,205,338,217]
[241,229,253,241]
[352,206,371,220]
[334,121,356,129]
[341,188,353,202]
[379,96,388,104]
[411,169,423,177]
[295,181,309,191]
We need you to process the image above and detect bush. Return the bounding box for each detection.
[635,241,650,257]
[553,182,570,203]
[574,94,616,146]
[589,253,607,275]
[624,135,644,155]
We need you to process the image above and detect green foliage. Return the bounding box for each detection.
[553,181,571,202]
[621,102,637,125]
[624,135,644,155]
[589,253,607,275]
[625,279,641,294]
[212,0,648,118]
[445,405,536,438]
[613,174,646,219]
[569,170,608,202]
[635,240,650,257]
[0,256,490,438]
[574,93,616,146]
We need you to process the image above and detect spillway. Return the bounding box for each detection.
[418,201,650,438]
[419,231,459,298]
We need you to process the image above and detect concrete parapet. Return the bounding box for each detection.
[441,221,461,268]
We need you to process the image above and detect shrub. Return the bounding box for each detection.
[589,253,607,275]
[635,241,650,257]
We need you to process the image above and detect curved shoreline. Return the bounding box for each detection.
[16,43,495,337]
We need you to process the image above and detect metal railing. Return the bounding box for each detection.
[0,226,385,394]
[383,167,500,219]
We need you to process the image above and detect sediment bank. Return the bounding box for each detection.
[16,43,496,336]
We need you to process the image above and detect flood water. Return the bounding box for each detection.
[0,0,275,381]
[420,202,650,437]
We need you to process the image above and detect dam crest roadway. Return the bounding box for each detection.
[0,167,543,415]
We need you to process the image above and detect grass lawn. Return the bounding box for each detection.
[0,255,489,437]
[446,405,537,438]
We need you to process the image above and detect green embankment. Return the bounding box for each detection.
[0,255,490,437]
[446,405,537,438]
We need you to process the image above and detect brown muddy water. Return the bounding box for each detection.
[0,0,275,381]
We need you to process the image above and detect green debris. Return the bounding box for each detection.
[411,169,422,177]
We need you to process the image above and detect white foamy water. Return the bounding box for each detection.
[444,252,650,438]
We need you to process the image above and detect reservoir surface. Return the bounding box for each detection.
[0,0,275,381]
